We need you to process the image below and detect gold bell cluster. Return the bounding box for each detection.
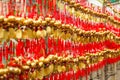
[0,16,120,44]
[0,0,120,79]
[0,49,119,79]
[57,0,120,28]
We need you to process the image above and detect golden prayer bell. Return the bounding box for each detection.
[44,58,50,63]
[39,62,43,67]
[36,30,42,38]
[24,19,33,25]
[15,29,22,39]
[33,20,41,26]
[0,16,4,22]
[54,21,62,27]
[26,60,31,66]
[0,69,6,75]
[0,28,5,39]
[31,62,36,68]
[41,21,47,26]
[22,65,30,70]
[46,26,51,34]
[14,68,21,74]
[8,16,16,22]
[45,17,51,22]
[15,17,25,24]
[50,18,55,25]
[70,1,75,5]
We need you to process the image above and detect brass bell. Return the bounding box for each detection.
[72,64,78,72]
[48,64,54,74]
[0,69,5,75]
[47,55,54,60]
[14,68,21,74]
[79,62,86,69]
[31,62,36,68]
[15,17,25,24]
[36,30,42,38]
[54,20,62,27]
[74,3,80,7]
[61,66,66,72]
[49,18,55,24]
[26,60,31,66]
[39,62,43,67]
[34,60,39,64]
[39,57,45,62]
[15,29,22,39]
[0,28,5,39]
[41,30,47,38]
[46,26,51,34]
[69,1,75,5]
[45,17,51,22]
[22,65,30,70]
[0,16,4,22]
[41,20,47,26]
[4,18,8,23]
[8,67,14,73]
[24,18,33,25]
[8,16,16,22]
[3,68,8,74]
[33,20,40,26]
[45,58,50,63]
[57,65,62,73]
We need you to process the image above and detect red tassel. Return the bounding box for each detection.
[0,47,2,64]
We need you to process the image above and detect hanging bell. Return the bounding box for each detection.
[0,16,4,22]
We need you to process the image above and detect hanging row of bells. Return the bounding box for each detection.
[59,0,120,26]
[0,0,119,79]
[0,16,120,44]
[106,3,120,16]
[0,49,119,79]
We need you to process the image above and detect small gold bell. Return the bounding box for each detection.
[24,19,31,25]
[39,57,45,62]
[46,26,51,34]
[8,28,16,39]
[4,18,8,23]
[74,3,80,7]
[41,21,47,26]
[39,62,43,67]
[8,16,15,22]
[54,20,62,27]
[70,1,75,5]
[0,28,5,39]
[72,64,78,72]
[41,30,47,38]
[33,20,38,26]
[31,62,36,68]
[45,17,51,22]
[48,64,54,74]
[57,65,62,73]
[8,67,14,73]
[61,66,66,72]
[16,29,22,39]
[3,68,8,74]
[0,16,4,22]
[0,69,5,75]
[22,65,30,70]
[79,62,86,69]
[36,30,42,38]
[22,30,29,39]
[26,60,31,66]
[44,58,50,63]
[50,18,55,25]
[15,17,25,24]
[14,68,21,74]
